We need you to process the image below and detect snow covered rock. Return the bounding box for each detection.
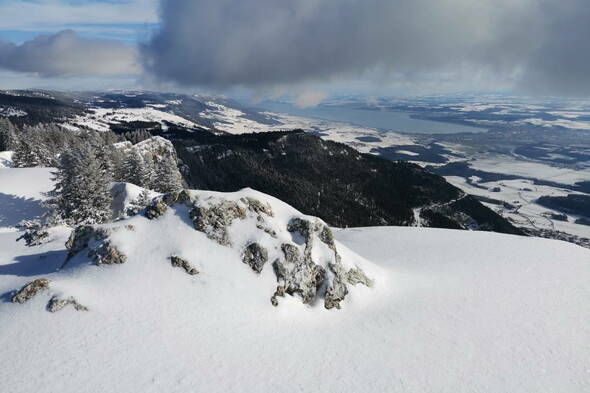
[111,182,158,219]
[64,225,127,266]
[66,188,374,310]
[47,296,88,313]
[116,136,184,192]
[130,136,178,164]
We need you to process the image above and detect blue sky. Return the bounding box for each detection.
[0,0,157,44]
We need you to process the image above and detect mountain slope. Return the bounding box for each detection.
[1,167,589,393]
[175,130,523,234]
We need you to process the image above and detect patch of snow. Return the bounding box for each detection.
[396,150,420,156]
[517,117,590,130]
[0,107,27,117]
[110,182,159,219]
[67,107,200,132]
[0,167,54,227]
[0,151,14,168]
[470,156,590,185]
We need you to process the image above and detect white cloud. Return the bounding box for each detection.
[0,30,140,77]
[294,90,327,108]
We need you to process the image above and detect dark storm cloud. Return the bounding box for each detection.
[519,0,590,96]
[0,30,139,77]
[142,0,590,95]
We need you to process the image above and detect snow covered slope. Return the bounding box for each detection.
[68,107,201,132]
[1,167,589,392]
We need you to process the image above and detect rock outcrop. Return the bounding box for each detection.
[64,225,127,267]
[12,278,50,304]
[61,189,374,311]
[170,255,199,275]
[242,243,268,273]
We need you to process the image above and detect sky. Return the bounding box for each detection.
[0,0,589,101]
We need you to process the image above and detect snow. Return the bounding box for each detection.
[67,107,200,132]
[396,150,420,156]
[517,117,590,130]
[201,102,277,134]
[444,175,590,238]
[0,107,27,117]
[1,168,590,392]
[110,182,158,219]
[470,156,590,185]
[0,167,54,228]
[0,150,14,168]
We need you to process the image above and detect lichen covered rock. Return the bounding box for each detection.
[281,217,371,309]
[346,267,375,287]
[272,244,326,305]
[324,263,349,310]
[190,201,246,245]
[90,241,127,265]
[12,278,50,304]
[241,197,274,217]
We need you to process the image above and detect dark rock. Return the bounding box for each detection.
[242,243,268,273]
[170,255,199,275]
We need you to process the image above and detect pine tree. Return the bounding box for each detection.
[0,119,18,151]
[122,151,152,188]
[12,131,52,167]
[48,145,113,225]
[12,139,37,167]
[153,158,183,193]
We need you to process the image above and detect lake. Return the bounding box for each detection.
[256,101,484,135]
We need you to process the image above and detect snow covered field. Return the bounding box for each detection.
[66,107,201,132]
[444,176,590,238]
[470,156,590,185]
[1,167,589,392]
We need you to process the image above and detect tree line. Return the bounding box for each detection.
[1,118,183,226]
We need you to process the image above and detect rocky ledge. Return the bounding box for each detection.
[43,189,374,311]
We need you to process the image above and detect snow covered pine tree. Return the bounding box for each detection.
[47,144,113,225]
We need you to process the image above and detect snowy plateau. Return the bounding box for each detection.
[1,164,590,392]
